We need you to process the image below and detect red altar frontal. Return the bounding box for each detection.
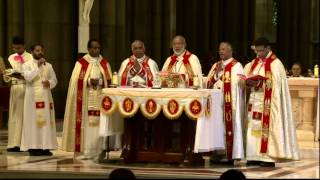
[100,88,225,164]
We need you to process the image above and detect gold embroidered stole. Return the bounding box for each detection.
[222,59,237,159]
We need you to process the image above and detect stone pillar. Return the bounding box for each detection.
[296,88,317,131]
[315,87,319,141]
[300,97,315,130]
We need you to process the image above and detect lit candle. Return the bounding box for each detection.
[314,65,319,78]
[112,72,118,86]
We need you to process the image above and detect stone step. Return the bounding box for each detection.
[299,148,319,159]
[297,129,315,141]
[298,140,319,159]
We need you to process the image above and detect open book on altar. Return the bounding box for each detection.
[237,74,267,81]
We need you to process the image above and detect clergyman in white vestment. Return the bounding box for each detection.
[61,39,112,160]
[118,40,159,87]
[206,42,245,164]
[20,44,58,156]
[162,35,203,87]
[244,37,300,167]
[3,37,33,152]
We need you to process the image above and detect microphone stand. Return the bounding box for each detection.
[96,136,118,164]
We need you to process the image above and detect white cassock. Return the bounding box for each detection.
[20,59,58,151]
[3,51,33,149]
[162,50,203,87]
[244,51,300,162]
[61,54,112,158]
[118,55,159,87]
[206,58,245,159]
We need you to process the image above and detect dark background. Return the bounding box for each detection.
[0,0,319,118]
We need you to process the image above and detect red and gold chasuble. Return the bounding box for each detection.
[120,56,153,87]
[75,58,111,152]
[249,53,276,154]
[167,51,194,86]
[222,59,237,159]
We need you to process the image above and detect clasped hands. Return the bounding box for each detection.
[214,61,224,80]
[42,80,50,88]
[90,78,100,89]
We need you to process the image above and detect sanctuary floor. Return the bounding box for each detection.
[0,123,319,179]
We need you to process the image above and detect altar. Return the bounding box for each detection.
[100,88,225,164]
[287,77,319,141]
